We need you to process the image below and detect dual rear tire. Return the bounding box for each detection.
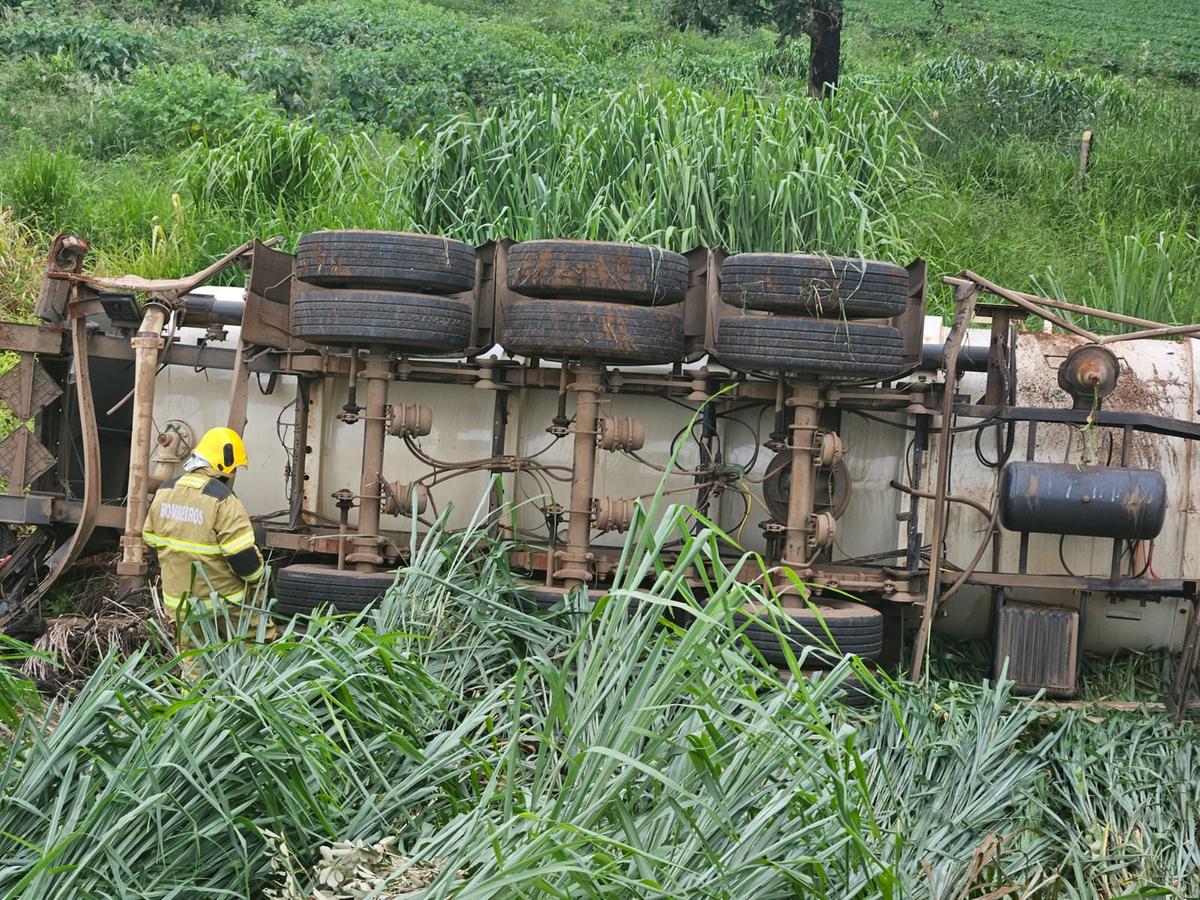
[292,230,476,353]
[714,253,909,378]
[502,240,688,365]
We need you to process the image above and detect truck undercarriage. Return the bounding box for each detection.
[1,232,1197,712]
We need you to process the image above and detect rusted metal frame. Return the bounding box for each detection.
[956,269,1101,344]
[6,351,36,495]
[0,494,125,528]
[822,386,924,406]
[1165,584,1200,720]
[1098,323,1200,344]
[954,403,1200,442]
[0,242,91,630]
[0,322,66,354]
[0,493,55,524]
[115,303,170,581]
[261,526,405,559]
[1104,425,1133,580]
[336,499,351,571]
[985,309,1017,575]
[287,376,312,531]
[796,563,912,598]
[940,569,1195,595]
[941,275,1162,331]
[22,286,103,612]
[698,247,726,359]
[695,396,717,517]
[895,258,928,370]
[36,234,89,323]
[780,379,821,579]
[284,350,769,401]
[904,413,930,571]
[910,280,979,682]
[225,339,251,434]
[557,363,603,589]
[487,373,509,535]
[509,545,914,598]
[512,547,621,582]
[349,349,391,572]
[472,242,496,350]
[53,235,282,296]
[984,308,1017,406]
[81,332,229,369]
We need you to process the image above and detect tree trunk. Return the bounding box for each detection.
[807,2,842,99]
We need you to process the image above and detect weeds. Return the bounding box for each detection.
[0,15,157,80]
[183,117,364,217]
[0,144,80,235]
[0,2,1194,318]
[97,62,278,154]
[0,497,1195,896]
[0,209,41,319]
[917,53,1134,144]
[379,83,923,255]
[1040,224,1200,327]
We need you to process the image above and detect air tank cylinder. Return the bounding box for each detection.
[999,462,1166,540]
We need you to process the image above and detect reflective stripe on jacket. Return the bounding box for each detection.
[143,466,263,606]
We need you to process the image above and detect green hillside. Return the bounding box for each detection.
[2,4,1200,896]
[0,0,1196,322]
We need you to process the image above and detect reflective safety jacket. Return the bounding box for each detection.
[143,466,264,608]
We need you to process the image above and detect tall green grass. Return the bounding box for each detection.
[0,492,1197,896]
[182,82,925,258]
[0,5,1196,323]
[1039,224,1200,328]
[0,143,81,232]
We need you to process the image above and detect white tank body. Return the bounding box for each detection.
[152,294,1198,653]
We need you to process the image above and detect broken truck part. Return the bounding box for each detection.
[1,232,1198,712]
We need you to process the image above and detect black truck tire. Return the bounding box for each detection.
[293,287,473,351]
[502,299,684,364]
[807,672,875,709]
[273,564,396,616]
[720,253,908,318]
[507,240,688,305]
[736,600,884,667]
[715,316,905,377]
[295,230,476,294]
[515,584,608,613]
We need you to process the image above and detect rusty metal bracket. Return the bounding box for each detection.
[1164,583,1200,721]
[16,286,102,618]
[52,235,283,299]
[910,279,979,682]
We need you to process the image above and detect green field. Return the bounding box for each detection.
[851,0,1200,82]
[0,0,1197,321]
[1,1,1199,896]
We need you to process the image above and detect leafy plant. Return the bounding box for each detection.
[1,487,1196,895]
[0,209,42,321]
[229,46,312,114]
[377,82,923,256]
[96,62,278,153]
[0,17,158,79]
[1040,224,1200,327]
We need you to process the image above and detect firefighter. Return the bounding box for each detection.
[143,426,273,665]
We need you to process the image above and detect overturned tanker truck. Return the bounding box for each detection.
[1,231,1198,708]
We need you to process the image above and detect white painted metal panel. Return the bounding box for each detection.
[149,295,1198,652]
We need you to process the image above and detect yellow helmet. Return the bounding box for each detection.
[194,427,249,474]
